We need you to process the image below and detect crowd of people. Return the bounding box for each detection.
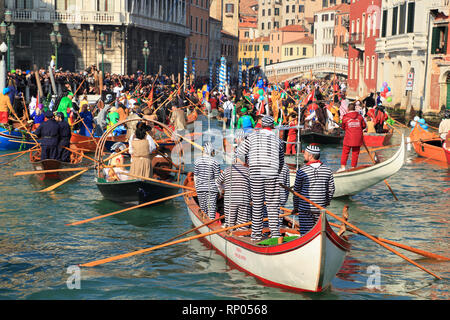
[1,63,449,243]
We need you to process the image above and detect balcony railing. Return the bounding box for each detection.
[348,33,364,45]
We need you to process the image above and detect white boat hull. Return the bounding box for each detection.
[185,200,349,292]
[289,135,405,197]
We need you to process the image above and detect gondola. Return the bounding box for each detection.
[409,124,450,166]
[183,173,350,292]
[29,147,86,181]
[289,135,406,197]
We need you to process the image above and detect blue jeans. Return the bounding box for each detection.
[224,109,232,127]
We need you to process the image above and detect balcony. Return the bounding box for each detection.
[348,32,364,51]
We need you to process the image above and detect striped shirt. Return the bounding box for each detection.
[278,163,290,204]
[194,155,221,193]
[216,163,251,205]
[293,162,335,212]
[236,128,285,177]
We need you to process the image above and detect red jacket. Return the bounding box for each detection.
[342,111,366,147]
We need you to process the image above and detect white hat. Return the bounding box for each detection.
[305,144,320,155]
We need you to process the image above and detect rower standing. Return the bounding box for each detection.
[338,103,366,172]
[55,112,72,162]
[292,145,335,236]
[194,142,221,220]
[216,154,251,229]
[34,111,60,161]
[236,115,285,241]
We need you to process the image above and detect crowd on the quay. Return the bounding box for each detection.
[1,64,449,243]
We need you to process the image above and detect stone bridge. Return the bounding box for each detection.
[263,56,348,82]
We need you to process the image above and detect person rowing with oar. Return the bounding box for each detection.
[291,144,335,236]
[194,142,221,220]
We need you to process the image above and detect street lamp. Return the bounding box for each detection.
[98,32,105,74]
[0,42,8,91]
[50,22,62,69]
[142,40,150,75]
[0,10,16,72]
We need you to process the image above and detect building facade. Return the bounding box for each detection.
[314,3,349,57]
[347,0,380,100]
[281,36,314,62]
[5,0,189,75]
[269,24,309,64]
[186,0,210,78]
[375,0,449,112]
[238,35,270,68]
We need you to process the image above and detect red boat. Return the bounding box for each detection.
[363,129,393,147]
[409,124,449,166]
[70,132,128,152]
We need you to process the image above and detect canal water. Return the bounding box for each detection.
[0,117,448,300]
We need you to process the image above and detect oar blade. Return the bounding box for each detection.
[37,169,89,193]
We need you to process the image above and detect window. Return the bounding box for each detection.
[268,22,271,29]
[286,19,289,26]
[299,5,304,13]
[372,12,377,37]
[371,56,375,79]
[16,30,31,47]
[366,56,370,79]
[290,47,293,56]
[103,31,112,49]
[431,26,448,54]
[245,31,249,38]
[381,9,387,37]
[97,0,113,11]
[274,8,279,16]
[262,9,265,16]
[262,22,265,30]
[195,17,198,32]
[354,59,358,80]
[349,59,353,79]
[286,6,289,14]
[303,47,307,56]
[268,9,271,16]
[56,0,77,10]
[200,18,203,33]
[407,2,415,33]
[274,21,279,28]
[225,3,234,13]
[330,13,334,21]
[399,3,406,34]
[391,6,398,36]
[16,0,33,9]
[367,14,371,37]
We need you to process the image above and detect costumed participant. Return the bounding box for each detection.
[222,96,234,128]
[128,122,157,179]
[438,109,450,141]
[0,88,12,124]
[236,115,285,241]
[78,104,94,137]
[106,107,120,135]
[170,105,187,133]
[30,104,45,130]
[194,142,221,220]
[364,114,376,133]
[292,145,335,236]
[236,108,255,133]
[338,103,366,172]
[285,113,298,155]
[34,111,60,160]
[104,142,128,181]
[367,105,388,133]
[57,92,73,120]
[216,153,251,229]
[55,112,72,162]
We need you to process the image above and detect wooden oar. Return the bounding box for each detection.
[0,150,29,165]
[362,142,399,201]
[0,148,35,158]
[103,147,129,163]
[64,147,98,163]
[121,172,196,191]
[67,191,193,226]
[280,184,443,280]
[79,210,296,267]
[14,167,90,176]
[162,214,225,244]
[36,168,89,193]
[279,206,449,261]
[8,139,38,146]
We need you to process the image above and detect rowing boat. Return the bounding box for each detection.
[409,124,449,166]
[0,126,34,151]
[70,132,127,152]
[96,178,181,205]
[363,130,393,147]
[29,148,86,181]
[289,135,406,197]
[300,129,344,145]
[183,174,350,292]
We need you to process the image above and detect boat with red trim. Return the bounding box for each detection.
[363,129,393,147]
[183,173,350,292]
[409,124,449,166]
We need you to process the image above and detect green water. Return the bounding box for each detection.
[0,121,448,300]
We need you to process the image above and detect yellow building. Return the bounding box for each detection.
[238,36,270,70]
[280,37,314,62]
